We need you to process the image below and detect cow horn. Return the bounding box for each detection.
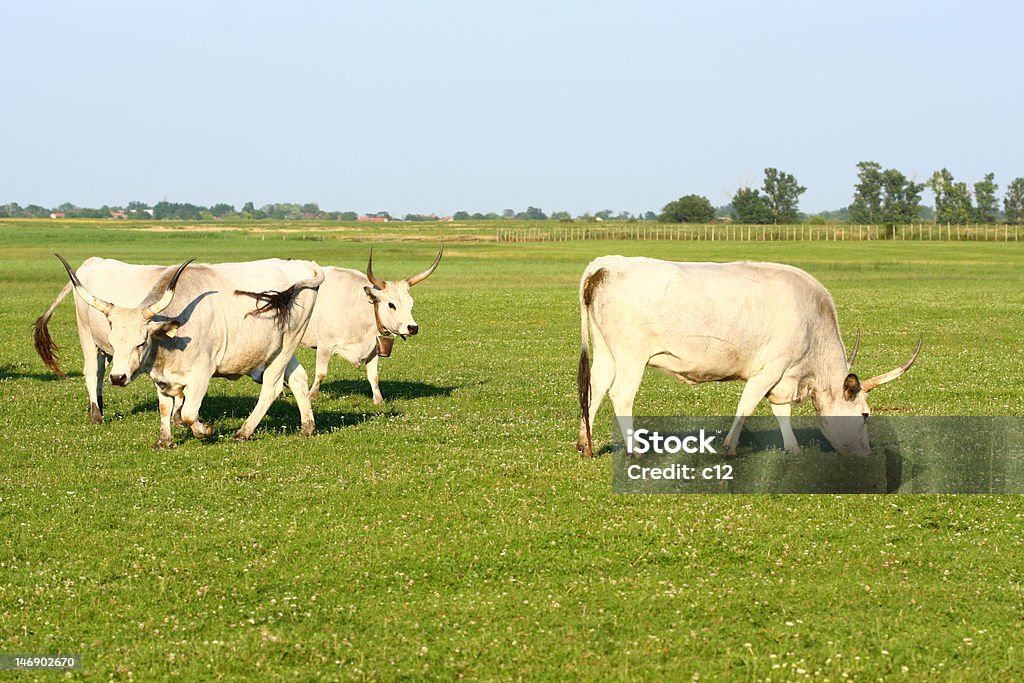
[366,248,386,290]
[55,254,114,315]
[846,331,860,370]
[860,335,923,393]
[141,258,194,320]
[406,244,443,287]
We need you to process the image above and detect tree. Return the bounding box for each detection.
[1005,178,1024,224]
[731,187,771,224]
[516,206,547,220]
[762,168,806,223]
[659,194,715,223]
[850,161,883,223]
[973,173,999,223]
[929,169,973,224]
[880,169,924,224]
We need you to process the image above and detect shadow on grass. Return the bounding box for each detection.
[318,378,459,401]
[130,393,399,435]
[0,364,79,382]
[598,422,904,494]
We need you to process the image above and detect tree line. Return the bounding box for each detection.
[659,164,1024,225]
[3,164,1023,224]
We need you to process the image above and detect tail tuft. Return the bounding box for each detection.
[34,315,66,378]
[235,285,301,322]
[577,346,592,456]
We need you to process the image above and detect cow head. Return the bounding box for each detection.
[362,245,443,338]
[56,255,193,386]
[814,335,922,455]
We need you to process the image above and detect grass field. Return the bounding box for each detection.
[2,219,1024,680]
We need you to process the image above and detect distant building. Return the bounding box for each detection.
[358,215,389,222]
[50,212,65,219]
[110,211,128,220]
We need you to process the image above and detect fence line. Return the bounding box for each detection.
[494,223,1021,243]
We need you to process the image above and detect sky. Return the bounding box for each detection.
[2,0,1022,216]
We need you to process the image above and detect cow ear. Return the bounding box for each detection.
[154,319,182,338]
[363,285,380,303]
[843,373,861,401]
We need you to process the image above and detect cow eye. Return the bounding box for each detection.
[388,302,397,310]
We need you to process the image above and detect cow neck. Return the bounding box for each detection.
[372,299,390,338]
[371,298,395,358]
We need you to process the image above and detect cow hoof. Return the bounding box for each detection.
[309,389,320,401]
[576,441,594,458]
[302,421,316,437]
[152,439,175,450]
[372,396,384,406]
[190,425,216,439]
[233,430,254,442]
[89,403,103,424]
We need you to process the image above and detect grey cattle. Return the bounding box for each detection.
[576,256,921,457]
[303,246,442,403]
[35,256,324,446]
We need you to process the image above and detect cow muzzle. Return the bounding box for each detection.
[110,373,129,387]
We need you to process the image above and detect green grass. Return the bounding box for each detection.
[2,220,1024,680]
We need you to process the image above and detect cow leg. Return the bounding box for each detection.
[770,402,801,454]
[83,347,105,424]
[309,345,332,400]
[154,391,176,449]
[180,374,215,439]
[578,342,616,456]
[724,373,781,455]
[607,362,645,456]
[366,354,384,405]
[285,356,316,437]
[235,355,290,440]
[171,395,185,426]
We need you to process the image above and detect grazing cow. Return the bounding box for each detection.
[35,256,324,447]
[576,256,921,457]
[303,246,442,403]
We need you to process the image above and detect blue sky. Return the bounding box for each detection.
[2,1,1021,215]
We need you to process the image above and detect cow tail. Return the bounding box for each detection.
[235,266,325,323]
[578,272,594,456]
[34,281,73,378]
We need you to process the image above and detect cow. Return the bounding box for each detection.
[34,256,324,447]
[575,256,921,458]
[303,246,442,403]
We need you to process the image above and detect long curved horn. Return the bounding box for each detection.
[861,335,923,392]
[366,248,386,290]
[846,331,860,370]
[406,244,443,287]
[55,254,114,315]
[141,258,194,320]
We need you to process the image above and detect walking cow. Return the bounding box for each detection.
[303,246,442,403]
[35,256,324,447]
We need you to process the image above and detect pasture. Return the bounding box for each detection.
[2,219,1023,680]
